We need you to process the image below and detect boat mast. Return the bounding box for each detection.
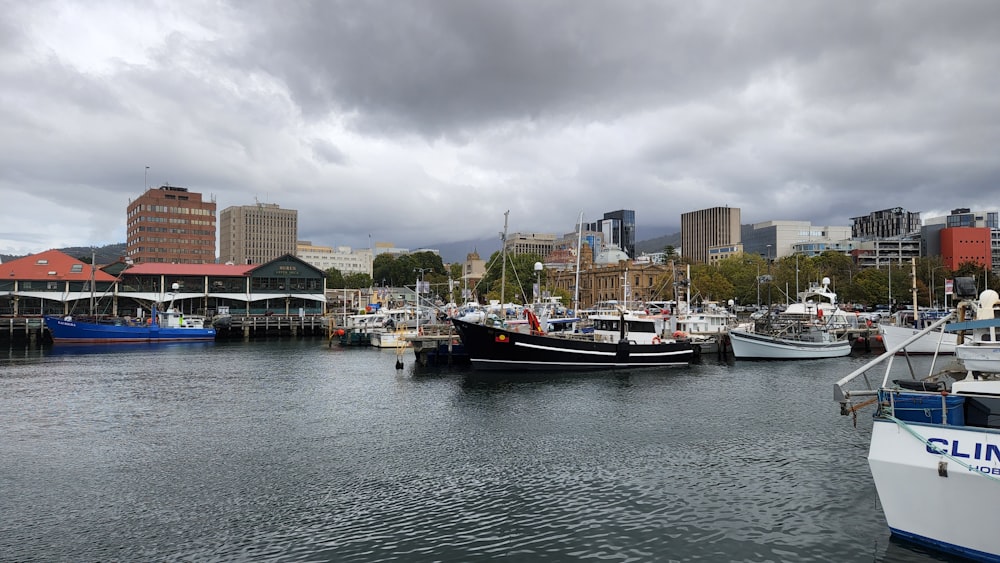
[686,264,691,312]
[910,257,918,327]
[574,211,583,314]
[88,248,95,316]
[500,210,509,306]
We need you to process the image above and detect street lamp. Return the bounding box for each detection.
[414,268,430,330]
[756,261,761,309]
[929,265,951,310]
[766,245,772,308]
[620,266,630,307]
[533,262,543,304]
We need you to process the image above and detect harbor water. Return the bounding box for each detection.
[0,340,959,562]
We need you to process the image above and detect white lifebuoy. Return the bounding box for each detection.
[652,336,661,344]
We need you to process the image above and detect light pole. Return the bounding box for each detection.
[144,166,149,189]
[929,266,950,310]
[756,262,761,309]
[766,245,772,308]
[534,262,543,304]
[620,266,630,307]
[414,268,430,330]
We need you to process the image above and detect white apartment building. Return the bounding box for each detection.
[296,241,373,276]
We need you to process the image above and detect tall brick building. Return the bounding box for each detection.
[126,186,217,264]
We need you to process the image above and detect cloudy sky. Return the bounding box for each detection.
[3,0,999,257]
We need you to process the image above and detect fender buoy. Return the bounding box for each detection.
[672,330,688,339]
[652,336,661,344]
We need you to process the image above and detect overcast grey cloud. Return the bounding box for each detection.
[2,0,999,257]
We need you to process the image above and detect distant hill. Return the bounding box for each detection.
[636,232,681,256]
[426,230,682,263]
[419,237,501,264]
[1,243,126,265]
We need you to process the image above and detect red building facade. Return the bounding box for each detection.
[940,227,992,270]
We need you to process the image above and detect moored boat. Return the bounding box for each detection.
[948,288,1000,374]
[728,322,852,359]
[44,305,215,344]
[834,279,1000,561]
[451,310,695,371]
[730,277,852,360]
[879,310,959,355]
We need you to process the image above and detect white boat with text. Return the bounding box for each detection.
[835,278,1000,561]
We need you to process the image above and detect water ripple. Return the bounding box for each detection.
[0,344,944,562]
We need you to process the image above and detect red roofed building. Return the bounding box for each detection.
[2,251,327,318]
[0,250,118,316]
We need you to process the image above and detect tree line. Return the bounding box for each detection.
[325,248,999,311]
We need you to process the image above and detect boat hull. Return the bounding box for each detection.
[868,418,1000,560]
[44,316,216,343]
[370,330,416,348]
[880,323,958,354]
[451,318,694,371]
[956,344,1000,372]
[728,328,851,359]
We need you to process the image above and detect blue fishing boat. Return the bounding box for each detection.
[44,305,215,343]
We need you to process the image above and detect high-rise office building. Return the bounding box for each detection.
[585,210,636,259]
[219,202,298,265]
[851,207,921,240]
[680,206,741,265]
[126,185,217,264]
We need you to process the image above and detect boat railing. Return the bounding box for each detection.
[834,312,959,414]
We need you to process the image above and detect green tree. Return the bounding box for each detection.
[478,251,544,303]
[660,245,678,264]
[372,251,446,288]
[688,265,734,305]
[715,253,767,308]
[852,268,888,307]
[344,272,372,289]
[325,267,345,289]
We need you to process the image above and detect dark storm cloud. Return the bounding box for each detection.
[2,0,999,255]
[233,1,759,136]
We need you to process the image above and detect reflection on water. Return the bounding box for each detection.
[0,342,947,561]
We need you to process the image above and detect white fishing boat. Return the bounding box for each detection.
[729,277,852,359]
[834,278,1000,561]
[879,309,959,354]
[671,301,737,354]
[368,307,421,348]
[728,322,852,359]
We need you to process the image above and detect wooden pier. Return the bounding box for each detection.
[407,324,469,366]
[213,314,329,340]
[0,317,46,345]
